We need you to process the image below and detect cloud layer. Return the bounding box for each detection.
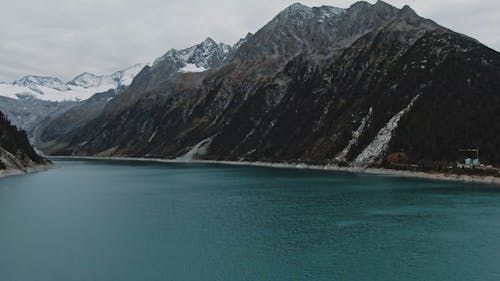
[1,0,498,81]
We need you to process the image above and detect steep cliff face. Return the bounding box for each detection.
[46,1,500,169]
[0,111,49,174]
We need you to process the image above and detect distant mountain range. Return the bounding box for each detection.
[0,37,243,103]
[2,1,500,174]
[0,64,146,102]
[0,37,242,146]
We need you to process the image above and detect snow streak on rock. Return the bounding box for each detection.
[176,137,214,161]
[354,95,420,166]
[335,107,372,162]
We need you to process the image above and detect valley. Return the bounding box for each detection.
[1,1,499,180]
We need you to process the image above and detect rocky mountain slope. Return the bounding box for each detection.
[31,37,243,154]
[1,37,237,147]
[35,87,126,152]
[123,37,240,106]
[0,97,76,134]
[0,111,49,174]
[41,1,500,170]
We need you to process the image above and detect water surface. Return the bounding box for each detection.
[1,159,500,280]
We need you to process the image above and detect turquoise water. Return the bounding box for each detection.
[1,159,500,281]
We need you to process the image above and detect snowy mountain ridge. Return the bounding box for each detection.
[0,63,147,102]
[1,35,250,102]
[13,76,69,91]
[68,63,146,88]
[153,37,232,72]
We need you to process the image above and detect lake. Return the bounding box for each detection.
[1,159,500,280]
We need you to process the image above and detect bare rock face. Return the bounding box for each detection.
[45,1,500,169]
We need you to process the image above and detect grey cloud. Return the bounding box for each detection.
[0,0,498,82]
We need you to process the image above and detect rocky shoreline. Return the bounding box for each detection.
[50,156,500,186]
[0,164,53,179]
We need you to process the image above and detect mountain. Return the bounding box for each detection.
[153,37,231,71]
[0,36,236,148]
[233,1,401,61]
[34,87,127,153]
[0,63,146,102]
[125,37,233,97]
[0,111,49,175]
[24,38,236,151]
[0,96,76,136]
[232,33,253,51]
[0,63,147,148]
[99,37,237,115]
[39,1,500,172]
[67,63,146,89]
[13,76,69,91]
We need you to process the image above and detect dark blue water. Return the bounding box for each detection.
[1,159,500,281]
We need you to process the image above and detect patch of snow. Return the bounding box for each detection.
[68,72,101,88]
[317,6,346,22]
[112,63,147,86]
[179,63,207,73]
[219,43,231,54]
[0,82,117,102]
[354,95,421,166]
[153,37,231,71]
[176,137,214,161]
[148,130,157,143]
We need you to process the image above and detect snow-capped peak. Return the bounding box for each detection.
[200,37,218,48]
[153,38,232,73]
[179,64,207,73]
[0,63,147,102]
[275,3,346,25]
[68,63,147,89]
[13,76,69,91]
[279,3,313,18]
[110,63,147,86]
[285,3,309,11]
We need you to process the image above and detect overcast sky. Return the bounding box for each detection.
[1,0,498,82]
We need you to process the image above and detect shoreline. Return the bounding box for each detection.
[50,156,500,186]
[0,164,54,179]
